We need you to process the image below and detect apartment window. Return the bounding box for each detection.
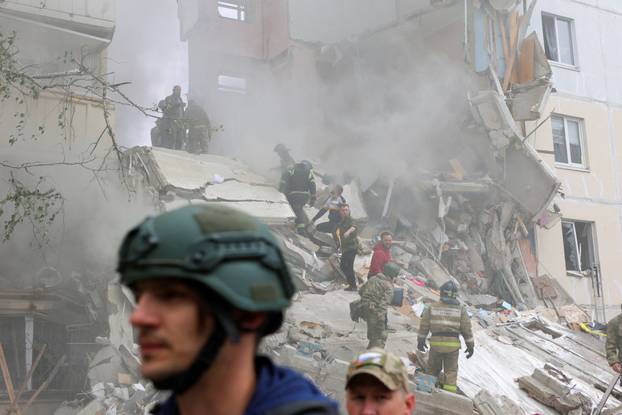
[217,0,254,22]
[217,74,247,94]
[561,220,595,274]
[551,115,586,168]
[542,14,576,66]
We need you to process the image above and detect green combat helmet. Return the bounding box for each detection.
[117,204,295,392]
[383,262,401,279]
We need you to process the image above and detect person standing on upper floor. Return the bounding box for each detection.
[337,203,359,291]
[311,184,346,235]
[158,85,186,150]
[184,99,211,154]
[417,280,474,393]
[369,231,393,278]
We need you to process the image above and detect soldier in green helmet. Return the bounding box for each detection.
[358,262,401,348]
[117,204,338,415]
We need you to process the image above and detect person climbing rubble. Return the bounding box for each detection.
[311,184,346,235]
[280,160,317,235]
[345,348,416,415]
[368,231,393,277]
[336,203,359,290]
[417,280,474,393]
[117,205,339,415]
[606,306,622,374]
[358,262,401,348]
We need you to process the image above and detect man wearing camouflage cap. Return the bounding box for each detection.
[345,348,416,415]
[117,204,339,414]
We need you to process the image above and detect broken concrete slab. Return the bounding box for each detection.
[415,389,475,415]
[465,294,499,308]
[203,180,288,203]
[417,257,453,289]
[468,90,523,142]
[87,346,124,388]
[473,389,528,415]
[149,147,270,189]
[517,368,591,414]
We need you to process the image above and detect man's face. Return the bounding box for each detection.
[173,86,181,96]
[346,375,415,415]
[381,234,393,249]
[129,280,210,381]
[340,205,350,218]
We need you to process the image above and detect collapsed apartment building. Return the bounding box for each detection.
[2,0,622,414]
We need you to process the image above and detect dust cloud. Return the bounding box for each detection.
[198,21,478,188]
[108,0,188,148]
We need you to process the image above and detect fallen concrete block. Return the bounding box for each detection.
[474,389,528,415]
[415,388,475,415]
[517,368,588,414]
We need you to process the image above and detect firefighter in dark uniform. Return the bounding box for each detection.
[280,160,317,234]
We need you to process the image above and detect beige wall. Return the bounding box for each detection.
[528,95,622,319]
[0,91,114,160]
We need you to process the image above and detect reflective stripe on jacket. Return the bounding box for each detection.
[418,301,474,353]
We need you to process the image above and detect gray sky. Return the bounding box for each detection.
[108,0,188,148]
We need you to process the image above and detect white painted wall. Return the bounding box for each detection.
[526,0,622,319]
[529,0,622,105]
[1,0,115,22]
[289,0,399,42]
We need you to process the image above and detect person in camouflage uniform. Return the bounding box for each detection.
[606,308,622,374]
[417,280,474,393]
[359,262,400,348]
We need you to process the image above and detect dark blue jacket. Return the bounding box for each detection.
[153,356,339,415]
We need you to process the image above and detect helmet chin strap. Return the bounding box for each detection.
[152,304,240,395]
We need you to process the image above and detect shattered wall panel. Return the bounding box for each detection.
[150,148,270,190]
[203,180,289,203]
[502,142,560,219]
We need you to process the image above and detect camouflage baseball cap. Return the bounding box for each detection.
[346,348,409,391]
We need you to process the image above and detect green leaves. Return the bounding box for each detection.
[0,175,64,243]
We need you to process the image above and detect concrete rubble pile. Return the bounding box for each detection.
[111,139,610,413]
[263,289,622,414]
[51,284,166,415]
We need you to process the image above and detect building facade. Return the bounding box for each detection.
[0,1,116,412]
[526,0,622,321]
[0,0,116,157]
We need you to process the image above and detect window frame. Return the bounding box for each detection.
[561,220,598,277]
[217,74,248,95]
[551,114,587,170]
[541,12,578,68]
[217,0,252,22]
